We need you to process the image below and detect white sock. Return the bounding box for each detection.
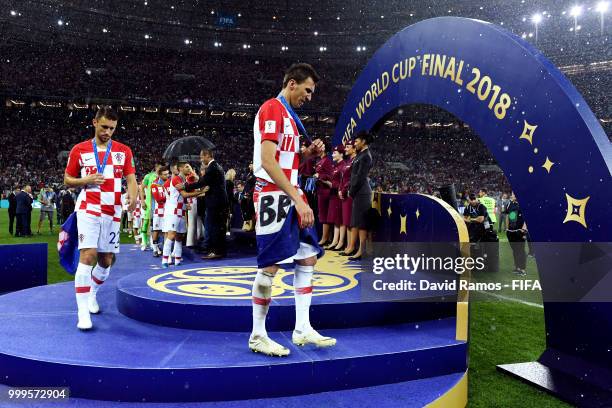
[172,240,182,263]
[75,263,93,312]
[294,264,314,333]
[251,269,273,338]
[91,264,110,295]
[163,239,174,263]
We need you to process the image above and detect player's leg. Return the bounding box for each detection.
[249,264,290,356]
[74,213,102,330]
[151,229,160,256]
[172,233,184,266]
[162,228,176,268]
[140,209,151,249]
[292,256,336,347]
[88,218,120,314]
[171,218,186,265]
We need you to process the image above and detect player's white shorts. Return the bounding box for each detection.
[153,215,164,231]
[164,214,186,234]
[133,215,142,229]
[127,211,133,222]
[76,212,121,254]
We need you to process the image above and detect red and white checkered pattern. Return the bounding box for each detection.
[132,195,141,218]
[253,98,301,187]
[165,175,186,217]
[65,140,135,222]
[151,183,167,217]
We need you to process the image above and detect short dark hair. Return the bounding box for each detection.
[177,162,189,169]
[480,188,488,194]
[95,106,119,121]
[355,130,374,145]
[469,193,477,200]
[200,148,214,158]
[158,166,169,174]
[282,63,320,88]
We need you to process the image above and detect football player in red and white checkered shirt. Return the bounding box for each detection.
[161,162,205,268]
[64,107,138,331]
[151,166,171,257]
[249,63,334,357]
[131,187,143,245]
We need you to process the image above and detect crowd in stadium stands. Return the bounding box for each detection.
[0,40,608,206]
[2,41,610,117]
[0,108,511,204]
[0,43,352,112]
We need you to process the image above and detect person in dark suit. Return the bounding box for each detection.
[347,131,374,260]
[15,185,33,237]
[8,186,18,235]
[225,169,237,232]
[241,163,256,231]
[185,149,229,259]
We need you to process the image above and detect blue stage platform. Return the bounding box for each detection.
[0,244,467,405]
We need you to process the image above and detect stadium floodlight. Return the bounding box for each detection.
[531,13,542,43]
[314,31,318,36]
[10,10,17,16]
[281,46,288,51]
[570,5,583,17]
[57,19,64,26]
[144,34,151,39]
[102,28,108,33]
[184,39,191,45]
[214,41,222,47]
[596,2,609,35]
[319,46,327,52]
[570,5,583,34]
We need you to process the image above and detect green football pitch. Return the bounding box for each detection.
[0,208,570,407]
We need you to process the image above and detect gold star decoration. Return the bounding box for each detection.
[542,157,554,173]
[519,120,538,145]
[415,209,420,219]
[563,193,590,228]
[400,214,407,234]
[387,201,392,218]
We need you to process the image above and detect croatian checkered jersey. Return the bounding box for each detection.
[253,98,301,189]
[151,183,167,217]
[165,175,186,217]
[132,195,141,218]
[65,140,135,222]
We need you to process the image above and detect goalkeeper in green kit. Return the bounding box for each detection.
[140,162,163,251]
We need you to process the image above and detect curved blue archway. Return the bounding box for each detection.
[333,17,612,404]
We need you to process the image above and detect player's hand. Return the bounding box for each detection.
[295,199,314,229]
[142,202,148,211]
[85,173,105,186]
[126,196,137,212]
[308,138,324,156]
[175,183,185,191]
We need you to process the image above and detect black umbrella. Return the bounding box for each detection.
[162,136,216,161]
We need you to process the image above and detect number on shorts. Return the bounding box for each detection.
[109,232,116,245]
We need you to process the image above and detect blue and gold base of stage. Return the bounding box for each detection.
[0,245,467,406]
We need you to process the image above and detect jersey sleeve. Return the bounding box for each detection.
[258,100,283,144]
[151,185,166,203]
[65,145,82,177]
[123,147,136,176]
[171,176,182,188]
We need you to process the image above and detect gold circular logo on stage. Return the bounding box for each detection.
[147,255,360,299]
